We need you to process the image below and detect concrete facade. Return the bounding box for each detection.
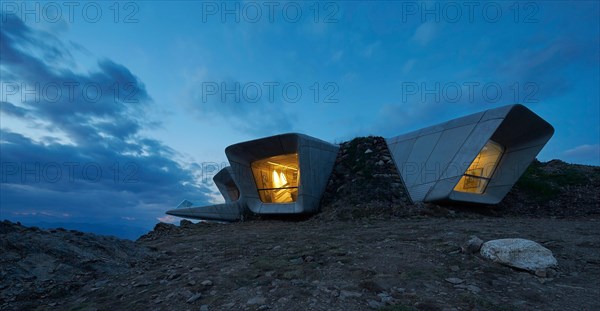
[166,133,339,221]
[386,104,554,204]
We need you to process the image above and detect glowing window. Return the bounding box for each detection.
[454,140,504,194]
[251,154,299,203]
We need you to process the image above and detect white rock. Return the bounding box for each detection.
[201,280,213,286]
[247,296,266,305]
[480,238,558,272]
[364,149,373,154]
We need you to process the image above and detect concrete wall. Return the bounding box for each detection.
[213,166,239,203]
[225,133,339,214]
[167,133,339,221]
[386,104,554,204]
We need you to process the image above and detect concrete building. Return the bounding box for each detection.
[166,104,553,221]
[166,133,339,221]
[386,104,554,204]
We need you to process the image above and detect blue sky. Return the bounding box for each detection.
[1,1,599,238]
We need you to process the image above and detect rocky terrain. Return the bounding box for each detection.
[1,136,599,310]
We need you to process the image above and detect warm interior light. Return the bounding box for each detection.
[251,154,299,203]
[272,170,281,187]
[454,140,504,194]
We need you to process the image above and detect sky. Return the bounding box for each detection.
[1,1,599,239]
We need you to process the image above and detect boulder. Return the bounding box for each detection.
[480,238,558,272]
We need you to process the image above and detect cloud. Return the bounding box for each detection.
[563,144,600,164]
[331,50,344,62]
[185,77,295,136]
[402,59,416,74]
[412,23,436,46]
[363,41,381,58]
[0,13,216,234]
[156,215,177,224]
[0,101,29,118]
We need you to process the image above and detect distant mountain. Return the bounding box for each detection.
[22,221,149,240]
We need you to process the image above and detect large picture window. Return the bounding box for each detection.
[251,154,299,203]
[454,140,504,194]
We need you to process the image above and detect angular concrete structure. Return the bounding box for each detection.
[166,133,339,221]
[166,104,554,222]
[385,104,554,204]
[213,166,239,203]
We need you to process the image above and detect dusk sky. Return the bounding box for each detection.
[1,1,599,238]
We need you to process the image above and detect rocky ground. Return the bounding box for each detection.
[1,217,599,311]
[1,136,599,310]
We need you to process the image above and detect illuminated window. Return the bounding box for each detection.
[251,154,299,203]
[454,140,504,194]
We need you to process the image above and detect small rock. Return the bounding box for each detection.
[467,285,481,293]
[535,269,547,278]
[445,278,464,285]
[168,273,181,280]
[461,236,484,253]
[186,293,202,303]
[449,265,460,272]
[247,296,266,305]
[188,280,196,286]
[339,290,362,299]
[367,299,384,309]
[200,305,209,311]
[376,160,384,166]
[282,270,302,280]
[201,280,213,286]
[265,271,276,277]
[377,292,393,304]
[365,149,373,154]
[133,280,151,287]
